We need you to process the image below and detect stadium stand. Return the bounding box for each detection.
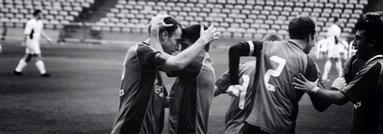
[0,0,95,29]
[95,0,368,39]
[0,0,369,40]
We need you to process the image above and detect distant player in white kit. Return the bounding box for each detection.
[14,9,53,77]
[322,17,344,81]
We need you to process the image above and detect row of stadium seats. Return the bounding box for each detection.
[94,0,367,38]
[0,0,94,26]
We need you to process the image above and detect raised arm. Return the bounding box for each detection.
[160,25,219,72]
[228,41,262,84]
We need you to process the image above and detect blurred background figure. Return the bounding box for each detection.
[316,36,329,59]
[13,9,53,77]
[322,17,345,81]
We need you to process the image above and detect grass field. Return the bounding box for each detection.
[0,41,352,134]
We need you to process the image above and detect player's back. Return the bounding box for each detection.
[246,41,308,134]
[215,61,256,134]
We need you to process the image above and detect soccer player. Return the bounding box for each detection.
[321,17,344,81]
[228,16,332,134]
[214,34,283,134]
[14,9,53,77]
[292,12,383,134]
[215,61,255,134]
[111,14,220,134]
[167,24,215,134]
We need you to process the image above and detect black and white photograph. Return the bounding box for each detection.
[1,0,382,133]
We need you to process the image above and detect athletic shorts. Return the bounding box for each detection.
[25,40,41,54]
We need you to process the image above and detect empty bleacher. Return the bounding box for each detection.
[96,0,367,39]
[0,0,95,29]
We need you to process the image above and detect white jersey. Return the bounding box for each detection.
[25,18,43,42]
[326,24,343,59]
[24,18,44,54]
[327,24,341,37]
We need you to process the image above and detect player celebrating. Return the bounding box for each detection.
[167,24,215,134]
[228,16,331,134]
[292,12,383,134]
[110,14,220,134]
[214,34,283,134]
[14,9,53,77]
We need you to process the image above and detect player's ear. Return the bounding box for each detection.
[159,31,169,42]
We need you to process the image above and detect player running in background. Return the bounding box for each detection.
[292,12,383,134]
[228,16,332,134]
[111,14,220,134]
[167,24,215,134]
[14,9,53,77]
[321,17,345,81]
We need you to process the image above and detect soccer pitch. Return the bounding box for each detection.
[0,42,352,134]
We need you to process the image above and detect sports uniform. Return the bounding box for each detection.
[229,40,329,134]
[322,23,344,80]
[168,52,215,134]
[340,55,383,134]
[111,42,168,134]
[14,10,51,77]
[24,18,43,54]
[215,61,256,134]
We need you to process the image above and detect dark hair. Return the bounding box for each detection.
[355,11,383,53]
[288,16,316,40]
[33,9,42,16]
[262,34,283,41]
[334,17,339,23]
[159,17,181,37]
[181,24,210,51]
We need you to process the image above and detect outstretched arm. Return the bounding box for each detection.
[293,74,349,105]
[41,31,54,44]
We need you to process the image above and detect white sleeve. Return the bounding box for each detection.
[24,20,33,35]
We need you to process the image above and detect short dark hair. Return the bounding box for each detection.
[262,34,283,41]
[159,17,182,37]
[33,9,42,16]
[334,17,339,23]
[355,11,383,53]
[288,16,316,40]
[181,24,209,51]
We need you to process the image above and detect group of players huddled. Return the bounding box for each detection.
[10,8,383,134]
[111,11,383,134]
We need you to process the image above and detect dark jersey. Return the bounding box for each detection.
[343,55,366,83]
[168,52,215,134]
[340,55,383,134]
[215,61,256,134]
[111,43,168,134]
[229,40,321,134]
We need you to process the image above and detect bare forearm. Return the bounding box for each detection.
[165,39,207,70]
[315,87,348,105]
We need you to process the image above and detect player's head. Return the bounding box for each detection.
[33,9,42,19]
[333,17,339,23]
[262,34,283,42]
[155,17,182,54]
[353,11,383,60]
[181,24,210,52]
[288,16,316,53]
